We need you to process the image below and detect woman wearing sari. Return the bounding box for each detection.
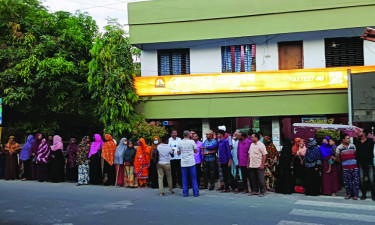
[89,134,104,185]
[66,138,78,182]
[124,140,137,188]
[30,133,42,180]
[19,135,34,180]
[36,138,51,182]
[304,138,322,196]
[264,136,278,192]
[275,138,295,194]
[102,134,117,186]
[134,138,151,188]
[50,135,65,182]
[4,136,21,180]
[76,136,91,186]
[293,138,305,191]
[320,136,340,196]
[148,136,160,188]
[114,138,127,187]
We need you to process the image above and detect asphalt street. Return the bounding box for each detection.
[0,180,375,225]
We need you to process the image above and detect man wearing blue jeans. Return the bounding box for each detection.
[178,130,199,197]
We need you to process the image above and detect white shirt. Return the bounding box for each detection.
[157,144,173,165]
[177,139,197,167]
[168,137,181,160]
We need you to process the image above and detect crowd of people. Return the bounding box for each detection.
[0,126,374,200]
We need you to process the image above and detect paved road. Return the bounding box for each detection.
[0,180,375,225]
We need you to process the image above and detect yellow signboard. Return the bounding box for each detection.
[134,66,375,96]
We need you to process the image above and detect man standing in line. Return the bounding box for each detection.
[355,129,374,200]
[336,133,359,200]
[237,131,252,194]
[193,133,203,187]
[248,132,267,197]
[201,130,218,190]
[156,135,174,196]
[217,130,237,193]
[168,130,182,188]
[178,130,199,197]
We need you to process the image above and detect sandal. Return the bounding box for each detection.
[259,193,265,197]
[344,195,351,200]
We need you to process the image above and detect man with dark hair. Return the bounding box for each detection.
[336,133,359,200]
[168,130,182,188]
[178,130,199,197]
[192,133,203,186]
[201,130,218,190]
[248,133,267,197]
[237,131,252,194]
[258,131,264,143]
[355,129,375,200]
[217,130,237,193]
[156,135,174,196]
[247,129,254,141]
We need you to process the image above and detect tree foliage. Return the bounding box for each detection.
[0,0,101,139]
[88,20,139,139]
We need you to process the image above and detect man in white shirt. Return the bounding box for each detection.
[248,132,268,197]
[156,135,175,196]
[168,130,182,188]
[178,130,199,197]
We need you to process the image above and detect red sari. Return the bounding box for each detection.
[134,138,150,186]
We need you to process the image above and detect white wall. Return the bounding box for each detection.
[364,40,375,66]
[303,39,326,69]
[140,50,158,77]
[190,46,222,74]
[255,42,279,71]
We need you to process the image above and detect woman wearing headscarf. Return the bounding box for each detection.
[264,136,278,192]
[65,138,79,182]
[148,136,161,188]
[134,138,151,188]
[30,133,42,180]
[320,136,340,196]
[89,134,104,185]
[124,140,138,188]
[4,136,21,180]
[19,135,34,180]
[76,136,91,186]
[102,134,117,186]
[36,138,51,182]
[50,135,65,182]
[304,138,322,196]
[293,137,305,191]
[275,138,295,194]
[114,138,127,187]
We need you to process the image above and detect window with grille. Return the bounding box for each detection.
[157,49,190,75]
[221,45,256,73]
[325,37,364,67]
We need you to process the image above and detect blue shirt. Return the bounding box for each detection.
[203,139,218,162]
[218,139,232,164]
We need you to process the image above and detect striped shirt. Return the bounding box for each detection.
[336,143,357,169]
[203,139,218,162]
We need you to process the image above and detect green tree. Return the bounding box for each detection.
[0,0,101,140]
[88,20,139,139]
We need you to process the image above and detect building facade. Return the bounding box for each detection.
[128,0,375,148]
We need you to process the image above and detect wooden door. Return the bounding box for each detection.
[278,41,303,70]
